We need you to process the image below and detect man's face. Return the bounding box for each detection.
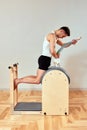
[58,29,68,38]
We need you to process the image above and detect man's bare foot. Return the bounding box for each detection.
[14,78,18,90]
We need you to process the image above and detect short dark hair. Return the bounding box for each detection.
[60,26,70,36]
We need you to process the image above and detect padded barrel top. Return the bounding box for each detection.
[41,66,70,84]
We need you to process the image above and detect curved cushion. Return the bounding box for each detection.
[41,66,70,84]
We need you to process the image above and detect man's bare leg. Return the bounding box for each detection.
[14,69,46,89]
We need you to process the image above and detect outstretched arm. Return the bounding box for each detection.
[54,37,82,66]
[57,37,82,54]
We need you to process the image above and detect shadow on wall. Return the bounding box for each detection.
[65,50,87,89]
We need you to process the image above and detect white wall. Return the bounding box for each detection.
[0,0,87,90]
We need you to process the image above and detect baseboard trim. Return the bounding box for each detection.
[69,88,87,91]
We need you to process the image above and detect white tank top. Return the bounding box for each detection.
[42,37,51,57]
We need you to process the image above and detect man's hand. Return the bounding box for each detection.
[72,37,82,45]
[55,53,60,58]
[72,39,78,44]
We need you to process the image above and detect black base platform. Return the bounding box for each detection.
[14,102,42,111]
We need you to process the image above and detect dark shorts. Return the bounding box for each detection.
[38,55,51,70]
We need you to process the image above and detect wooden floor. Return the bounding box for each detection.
[0,89,87,130]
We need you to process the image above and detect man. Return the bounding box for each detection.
[14,26,78,88]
